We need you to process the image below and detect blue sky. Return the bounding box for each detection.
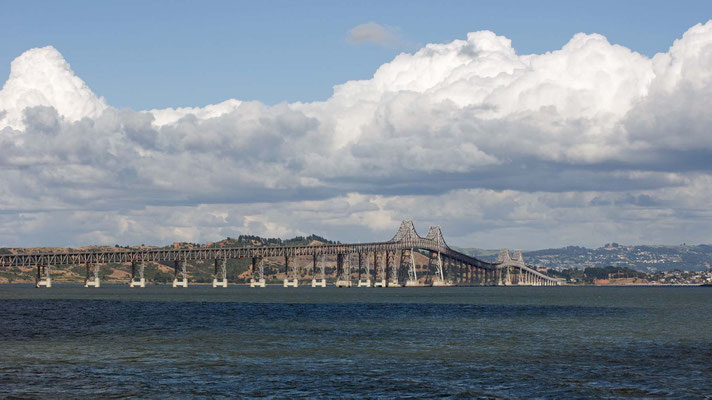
[1,1,712,248]
[2,0,711,110]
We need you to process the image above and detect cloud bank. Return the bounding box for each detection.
[1,21,712,248]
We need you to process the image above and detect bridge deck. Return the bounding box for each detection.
[0,220,560,283]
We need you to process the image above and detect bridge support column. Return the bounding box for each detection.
[431,251,450,286]
[387,251,400,287]
[84,264,100,288]
[357,252,371,287]
[212,258,228,288]
[172,260,188,288]
[336,253,352,287]
[35,265,51,288]
[250,257,266,288]
[497,268,503,286]
[129,261,145,288]
[374,252,386,287]
[283,255,298,287]
[311,254,326,287]
[312,254,317,279]
[404,248,421,287]
[444,259,454,284]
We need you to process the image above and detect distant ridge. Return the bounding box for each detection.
[454,244,712,272]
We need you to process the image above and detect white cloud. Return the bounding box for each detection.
[0,46,107,131]
[347,22,402,47]
[1,21,712,248]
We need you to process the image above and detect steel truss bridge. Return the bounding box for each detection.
[0,220,562,288]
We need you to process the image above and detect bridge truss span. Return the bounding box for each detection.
[0,220,561,287]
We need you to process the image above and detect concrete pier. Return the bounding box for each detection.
[405,280,422,287]
[172,277,188,288]
[36,277,51,288]
[335,279,352,288]
[212,278,228,288]
[172,260,188,288]
[84,276,100,288]
[311,278,326,287]
[212,258,228,288]
[357,279,371,287]
[129,261,146,288]
[283,278,298,288]
[35,265,51,288]
[129,278,146,288]
[374,279,387,287]
[250,278,266,288]
[84,264,100,288]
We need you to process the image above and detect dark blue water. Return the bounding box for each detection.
[1,285,711,398]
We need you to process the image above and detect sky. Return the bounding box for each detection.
[1,1,712,249]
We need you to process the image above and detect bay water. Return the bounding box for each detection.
[1,285,710,398]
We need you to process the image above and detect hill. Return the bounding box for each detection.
[454,244,712,272]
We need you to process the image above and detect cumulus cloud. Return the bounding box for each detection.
[1,21,712,248]
[0,46,107,131]
[347,22,403,47]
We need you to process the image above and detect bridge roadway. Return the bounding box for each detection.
[0,220,560,287]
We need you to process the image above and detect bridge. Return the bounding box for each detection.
[0,220,562,288]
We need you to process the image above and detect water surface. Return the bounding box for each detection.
[1,285,710,398]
